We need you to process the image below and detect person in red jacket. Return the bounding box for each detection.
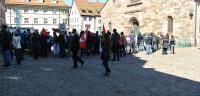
[119,32,126,57]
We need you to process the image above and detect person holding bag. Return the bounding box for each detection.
[12,32,22,65]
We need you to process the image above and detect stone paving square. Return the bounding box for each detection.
[0,48,200,96]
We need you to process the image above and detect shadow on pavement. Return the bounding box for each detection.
[0,54,199,96]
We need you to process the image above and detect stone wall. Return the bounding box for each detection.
[101,0,200,46]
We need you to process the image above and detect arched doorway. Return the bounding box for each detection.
[167,16,173,33]
[129,17,140,35]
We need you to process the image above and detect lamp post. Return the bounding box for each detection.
[194,0,200,47]
[194,1,198,47]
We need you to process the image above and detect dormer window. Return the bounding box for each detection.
[88,10,92,13]
[24,0,30,3]
[51,0,57,4]
[82,9,86,13]
[37,0,44,3]
[131,0,141,4]
[127,0,142,7]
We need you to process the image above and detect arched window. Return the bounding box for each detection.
[168,16,173,33]
[109,22,112,31]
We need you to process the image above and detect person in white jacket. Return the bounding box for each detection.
[12,32,22,64]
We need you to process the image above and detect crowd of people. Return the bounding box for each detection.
[0,24,176,76]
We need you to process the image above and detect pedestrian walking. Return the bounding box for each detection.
[101,33,111,76]
[119,32,126,57]
[71,29,84,69]
[162,34,169,55]
[0,25,13,68]
[112,29,120,61]
[58,32,66,58]
[32,30,41,59]
[169,35,176,54]
[80,31,87,57]
[53,31,60,56]
[145,34,153,55]
[129,31,135,54]
[12,32,22,65]
[137,32,143,51]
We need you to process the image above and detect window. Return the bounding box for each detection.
[37,0,43,3]
[109,22,112,31]
[43,9,48,13]
[88,10,92,13]
[53,19,57,24]
[85,24,91,29]
[98,20,101,24]
[131,0,141,4]
[89,17,92,21]
[63,19,67,24]
[76,18,78,22]
[24,0,30,3]
[34,9,38,13]
[199,18,200,32]
[14,18,19,23]
[83,17,87,21]
[167,16,173,33]
[44,18,48,24]
[61,9,66,14]
[82,9,86,13]
[51,0,57,4]
[13,9,17,13]
[34,18,38,24]
[52,9,56,14]
[24,9,28,13]
[24,18,29,24]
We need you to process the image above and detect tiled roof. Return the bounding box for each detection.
[74,0,105,17]
[5,0,70,8]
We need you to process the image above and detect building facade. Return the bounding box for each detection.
[101,0,200,47]
[5,0,69,34]
[70,0,104,33]
[0,0,6,27]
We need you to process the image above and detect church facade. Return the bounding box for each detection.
[101,0,200,46]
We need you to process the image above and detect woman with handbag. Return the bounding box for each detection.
[12,32,22,65]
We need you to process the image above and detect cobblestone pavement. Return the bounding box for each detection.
[0,48,200,96]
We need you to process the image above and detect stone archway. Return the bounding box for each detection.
[129,17,140,35]
[129,17,139,26]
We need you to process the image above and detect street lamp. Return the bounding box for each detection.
[194,1,198,47]
[189,12,193,19]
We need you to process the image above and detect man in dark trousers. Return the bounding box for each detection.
[112,29,120,61]
[0,25,13,68]
[32,30,41,59]
[58,32,66,58]
[71,29,84,69]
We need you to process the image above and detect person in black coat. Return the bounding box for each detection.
[58,32,66,58]
[112,29,120,61]
[32,30,41,59]
[40,33,48,58]
[0,25,13,68]
[101,33,111,76]
[71,29,84,69]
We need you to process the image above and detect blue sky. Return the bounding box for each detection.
[64,0,107,5]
